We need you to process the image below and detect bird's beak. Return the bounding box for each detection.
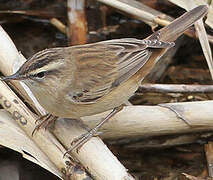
[1,72,26,81]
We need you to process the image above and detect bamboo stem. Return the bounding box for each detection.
[82,101,213,139]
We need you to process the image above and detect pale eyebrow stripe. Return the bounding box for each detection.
[29,60,64,75]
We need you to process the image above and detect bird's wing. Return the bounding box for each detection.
[67,38,174,104]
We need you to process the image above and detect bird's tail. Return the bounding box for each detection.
[148,5,208,42]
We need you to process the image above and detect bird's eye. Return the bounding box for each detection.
[35,71,45,79]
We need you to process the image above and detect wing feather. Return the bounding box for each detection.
[66,38,174,103]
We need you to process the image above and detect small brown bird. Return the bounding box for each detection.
[2,5,208,150]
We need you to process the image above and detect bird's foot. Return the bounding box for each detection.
[64,105,124,155]
[64,128,102,156]
[32,114,58,136]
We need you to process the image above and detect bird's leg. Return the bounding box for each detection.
[32,114,58,136]
[65,104,124,154]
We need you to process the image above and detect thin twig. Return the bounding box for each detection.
[138,84,213,93]
[50,18,67,34]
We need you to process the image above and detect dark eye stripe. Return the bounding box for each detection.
[29,69,60,79]
[43,69,60,75]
